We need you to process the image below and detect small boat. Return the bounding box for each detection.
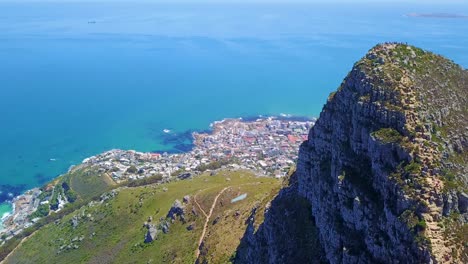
[49,158,57,162]
[163,129,171,133]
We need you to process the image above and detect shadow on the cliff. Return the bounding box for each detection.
[233,173,328,264]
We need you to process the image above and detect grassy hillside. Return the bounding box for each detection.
[65,167,117,201]
[3,171,281,264]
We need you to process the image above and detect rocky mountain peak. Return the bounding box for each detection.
[237,43,467,263]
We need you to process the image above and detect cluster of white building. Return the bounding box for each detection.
[193,117,314,176]
[82,117,314,180]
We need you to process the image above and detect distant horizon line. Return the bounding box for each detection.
[1,0,467,4]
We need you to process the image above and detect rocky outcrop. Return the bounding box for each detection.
[144,224,158,243]
[237,43,467,263]
[143,216,158,243]
[143,198,188,240]
[167,199,186,222]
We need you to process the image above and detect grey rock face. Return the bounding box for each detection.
[443,190,460,216]
[458,192,468,214]
[294,66,431,263]
[144,225,158,243]
[167,199,185,221]
[235,181,326,264]
[236,43,467,263]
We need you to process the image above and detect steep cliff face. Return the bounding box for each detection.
[236,174,327,264]
[237,43,467,263]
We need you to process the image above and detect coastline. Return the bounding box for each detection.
[152,114,316,155]
[0,114,315,230]
[0,203,13,231]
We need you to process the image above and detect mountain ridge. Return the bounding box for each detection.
[237,43,467,263]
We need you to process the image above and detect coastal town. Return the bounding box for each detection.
[0,116,315,242]
[83,116,315,181]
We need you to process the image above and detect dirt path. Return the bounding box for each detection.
[0,231,37,264]
[102,172,117,186]
[195,187,230,261]
[193,191,208,218]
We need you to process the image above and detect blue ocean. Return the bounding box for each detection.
[1,1,468,216]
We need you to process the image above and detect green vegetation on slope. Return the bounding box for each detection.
[372,128,403,144]
[0,167,119,262]
[27,167,116,221]
[65,167,116,201]
[4,171,281,264]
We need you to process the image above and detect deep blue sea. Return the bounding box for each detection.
[1,1,468,216]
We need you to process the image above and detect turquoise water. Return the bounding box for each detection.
[0,202,13,229]
[0,1,468,202]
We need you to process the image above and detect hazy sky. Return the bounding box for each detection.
[2,0,467,3]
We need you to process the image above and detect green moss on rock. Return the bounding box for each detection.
[372,128,403,144]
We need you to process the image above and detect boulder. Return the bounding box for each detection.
[186,223,195,231]
[161,221,170,234]
[458,192,468,213]
[212,216,220,225]
[191,208,198,216]
[167,199,185,221]
[71,216,79,229]
[144,225,158,243]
